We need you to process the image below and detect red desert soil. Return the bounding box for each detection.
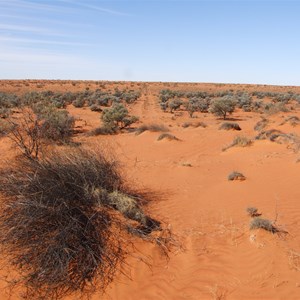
[1,80,300,299]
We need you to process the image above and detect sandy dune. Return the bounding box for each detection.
[1,81,300,299]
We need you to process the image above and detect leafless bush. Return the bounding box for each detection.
[0,148,171,299]
[249,217,277,233]
[6,110,42,160]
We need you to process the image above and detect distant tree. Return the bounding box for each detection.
[185,97,210,117]
[101,103,138,129]
[209,96,236,119]
[169,98,182,113]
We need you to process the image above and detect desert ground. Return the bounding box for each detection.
[1,80,300,300]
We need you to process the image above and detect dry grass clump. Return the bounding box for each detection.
[227,171,246,181]
[280,116,300,127]
[181,121,207,128]
[0,148,170,299]
[249,217,277,233]
[256,129,300,150]
[87,125,118,136]
[223,135,253,151]
[219,122,241,131]
[135,123,169,135]
[157,133,179,141]
[254,118,269,131]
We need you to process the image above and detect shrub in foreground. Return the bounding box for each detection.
[0,148,169,299]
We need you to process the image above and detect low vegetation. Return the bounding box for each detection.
[249,217,277,233]
[223,136,253,151]
[219,122,241,131]
[0,147,171,299]
[135,124,169,135]
[157,133,179,141]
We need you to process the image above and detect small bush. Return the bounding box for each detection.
[90,104,102,112]
[209,96,236,119]
[72,98,85,108]
[219,122,241,131]
[157,133,179,141]
[250,217,277,233]
[102,103,139,130]
[227,171,246,181]
[169,98,183,113]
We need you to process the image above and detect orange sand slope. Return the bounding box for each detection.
[1,81,300,300]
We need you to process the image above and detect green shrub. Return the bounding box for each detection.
[72,98,85,108]
[209,96,236,119]
[101,103,138,129]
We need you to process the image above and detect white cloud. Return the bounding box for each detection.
[0,36,91,46]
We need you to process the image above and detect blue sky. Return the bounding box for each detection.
[0,0,299,85]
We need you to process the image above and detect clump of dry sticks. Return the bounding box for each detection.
[0,147,173,299]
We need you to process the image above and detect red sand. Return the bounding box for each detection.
[1,81,300,299]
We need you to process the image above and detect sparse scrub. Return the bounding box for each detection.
[0,147,170,299]
[169,98,183,113]
[264,102,289,115]
[227,171,246,181]
[280,116,300,127]
[219,122,241,131]
[209,96,236,119]
[102,103,139,130]
[254,118,269,131]
[90,104,102,112]
[72,98,85,108]
[185,97,210,117]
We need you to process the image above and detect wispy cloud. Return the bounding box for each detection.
[0,36,91,46]
[0,0,77,13]
[57,0,132,16]
[0,24,71,37]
